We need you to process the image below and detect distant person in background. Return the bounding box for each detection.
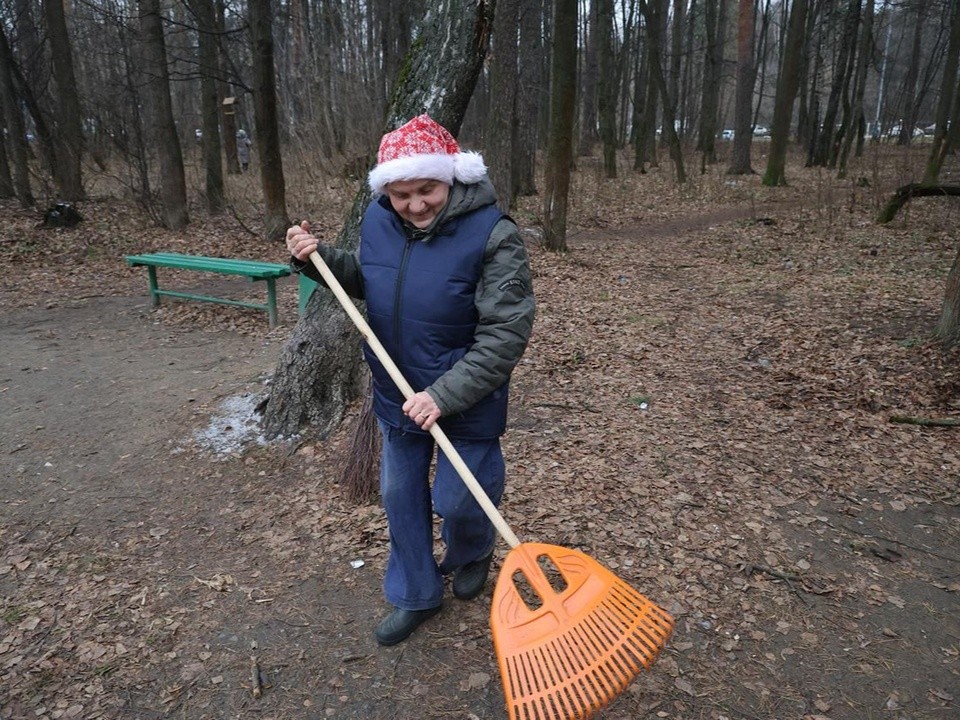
[237,129,252,172]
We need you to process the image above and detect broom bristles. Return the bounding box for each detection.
[339,389,381,503]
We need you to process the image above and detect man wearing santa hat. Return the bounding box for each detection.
[287,114,535,646]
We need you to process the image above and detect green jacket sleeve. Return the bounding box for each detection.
[290,246,364,300]
[426,218,535,416]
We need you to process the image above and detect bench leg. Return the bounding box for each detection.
[266,279,278,328]
[146,266,160,307]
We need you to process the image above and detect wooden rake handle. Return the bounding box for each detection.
[308,251,522,549]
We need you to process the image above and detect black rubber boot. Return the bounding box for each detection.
[452,551,494,600]
[375,606,441,646]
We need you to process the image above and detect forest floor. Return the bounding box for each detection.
[1,145,959,720]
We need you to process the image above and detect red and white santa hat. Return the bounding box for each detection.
[368,114,487,195]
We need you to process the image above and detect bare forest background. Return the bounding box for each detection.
[3,0,960,222]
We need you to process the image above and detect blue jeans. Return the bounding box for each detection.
[378,421,505,610]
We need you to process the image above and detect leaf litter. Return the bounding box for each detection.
[1,149,959,719]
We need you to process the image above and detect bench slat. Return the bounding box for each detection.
[125,253,290,279]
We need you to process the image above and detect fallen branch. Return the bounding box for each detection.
[250,655,262,698]
[878,183,960,223]
[889,415,960,427]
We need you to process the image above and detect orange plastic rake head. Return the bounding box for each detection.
[491,543,674,720]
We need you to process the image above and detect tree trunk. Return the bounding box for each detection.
[487,0,520,211]
[762,0,808,186]
[191,0,225,213]
[597,0,618,177]
[837,0,873,178]
[640,0,686,182]
[936,243,960,347]
[43,0,84,200]
[668,0,684,127]
[728,0,756,174]
[514,0,542,196]
[578,0,599,156]
[632,22,649,170]
[811,0,860,167]
[249,0,289,241]
[139,0,189,230]
[262,0,496,440]
[543,0,578,253]
[924,0,960,184]
[0,121,12,198]
[697,0,725,164]
[0,29,32,206]
[898,1,926,146]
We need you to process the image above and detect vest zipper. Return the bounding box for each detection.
[393,238,416,364]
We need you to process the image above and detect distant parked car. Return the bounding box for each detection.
[885,124,925,139]
[720,129,734,140]
[753,125,770,137]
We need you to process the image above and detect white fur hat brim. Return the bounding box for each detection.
[368,150,486,195]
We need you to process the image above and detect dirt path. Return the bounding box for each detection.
[2,197,959,720]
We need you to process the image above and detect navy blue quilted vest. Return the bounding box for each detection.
[359,196,507,439]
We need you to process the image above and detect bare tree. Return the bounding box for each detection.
[640,0,686,182]
[897,0,926,145]
[837,0,874,178]
[728,0,756,174]
[698,0,727,166]
[487,0,520,211]
[810,0,861,167]
[262,0,496,439]
[249,0,289,240]
[924,0,960,184]
[139,0,189,229]
[762,0,808,186]
[579,0,600,155]
[597,0,618,177]
[189,0,225,213]
[43,0,84,200]
[515,0,543,196]
[0,28,32,206]
[543,0,578,252]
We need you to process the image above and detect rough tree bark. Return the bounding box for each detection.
[139,0,189,229]
[543,0,578,252]
[262,0,496,440]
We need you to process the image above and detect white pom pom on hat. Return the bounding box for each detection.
[367,114,487,195]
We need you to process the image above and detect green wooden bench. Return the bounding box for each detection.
[124,253,291,327]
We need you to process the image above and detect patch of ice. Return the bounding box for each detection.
[193,392,268,457]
